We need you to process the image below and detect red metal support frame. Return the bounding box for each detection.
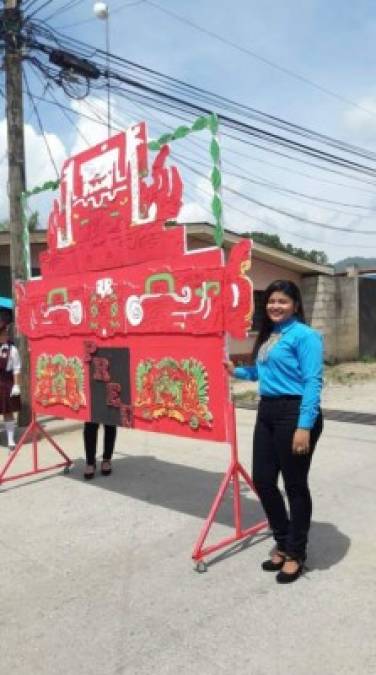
[192,402,268,567]
[0,413,72,485]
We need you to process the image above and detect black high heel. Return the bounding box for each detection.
[262,552,286,572]
[101,459,112,476]
[83,461,96,480]
[276,555,305,584]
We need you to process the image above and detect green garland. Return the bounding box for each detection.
[148,112,224,247]
[21,180,60,280]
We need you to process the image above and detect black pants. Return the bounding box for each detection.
[83,422,117,466]
[253,397,323,560]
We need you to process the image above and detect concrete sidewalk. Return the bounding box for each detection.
[0,410,375,675]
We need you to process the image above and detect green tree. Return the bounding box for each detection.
[27,211,39,231]
[242,231,329,265]
[0,210,40,232]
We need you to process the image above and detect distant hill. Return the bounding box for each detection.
[334,257,376,272]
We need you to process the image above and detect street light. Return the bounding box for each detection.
[93,1,111,137]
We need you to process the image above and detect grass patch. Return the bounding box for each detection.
[325,361,376,385]
[232,390,258,403]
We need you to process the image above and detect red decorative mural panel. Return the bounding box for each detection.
[16,121,253,442]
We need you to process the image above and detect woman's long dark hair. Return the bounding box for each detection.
[250,280,305,363]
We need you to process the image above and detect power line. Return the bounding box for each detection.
[224,185,376,236]
[26,21,376,166]
[29,61,91,147]
[176,154,376,236]
[144,0,376,121]
[23,69,59,178]
[42,0,85,24]
[186,166,376,251]
[24,0,50,13]
[174,150,376,219]
[26,1,54,21]
[87,83,376,197]
[56,0,147,30]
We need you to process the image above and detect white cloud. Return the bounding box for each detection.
[343,97,376,144]
[0,118,66,222]
[177,201,208,223]
[69,96,135,155]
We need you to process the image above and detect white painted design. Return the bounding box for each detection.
[125,286,192,326]
[96,278,114,298]
[127,125,156,226]
[42,300,83,326]
[76,147,127,209]
[231,283,239,308]
[56,124,158,250]
[125,295,144,326]
[172,283,212,323]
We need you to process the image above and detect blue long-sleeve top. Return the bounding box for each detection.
[234,318,323,429]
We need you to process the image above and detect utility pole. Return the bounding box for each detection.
[3,0,31,425]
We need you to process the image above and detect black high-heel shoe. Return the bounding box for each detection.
[262,552,286,572]
[276,555,305,584]
[83,461,96,480]
[101,459,112,476]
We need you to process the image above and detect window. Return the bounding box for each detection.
[252,290,265,332]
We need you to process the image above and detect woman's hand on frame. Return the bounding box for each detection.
[224,360,235,375]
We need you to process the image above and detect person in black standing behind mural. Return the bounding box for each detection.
[0,312,21,452]
[83,422,117,479]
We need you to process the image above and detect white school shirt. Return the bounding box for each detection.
[0,344,21,374]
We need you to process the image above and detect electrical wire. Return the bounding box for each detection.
[144,0,376,120]
[23,69,60,178]
[42,0,85,24]
[182,166,376,251]
[175,154,376,236]
[26,1,55,21]
[29,61,91,147]
[80,82,376,197]
[26,21,376,167]
[56,0,147,30]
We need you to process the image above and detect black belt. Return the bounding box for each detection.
[260,395,302,401]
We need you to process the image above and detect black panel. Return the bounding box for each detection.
[359,277,376,358]
[90,347,131,426]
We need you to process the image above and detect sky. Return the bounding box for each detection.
[2,0,376,263]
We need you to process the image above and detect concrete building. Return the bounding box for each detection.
[1,223,373,362]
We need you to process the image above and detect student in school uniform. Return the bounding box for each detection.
[0,312,21,452]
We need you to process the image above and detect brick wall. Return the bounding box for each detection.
[301,274,359,362]
[301,275,337,362]
[334,276,359,361]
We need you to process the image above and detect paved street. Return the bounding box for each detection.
[0,409,375,675]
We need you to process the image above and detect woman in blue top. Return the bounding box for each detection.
[227,280,323,583]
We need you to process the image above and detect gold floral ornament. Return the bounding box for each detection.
[134,357,213,430]
[34,354,86,410]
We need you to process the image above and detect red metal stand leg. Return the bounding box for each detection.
[192,462,235,560]
[0,414,72,485]
[32,422,38,473]
[37,421,73,464]
[192,403,268,564]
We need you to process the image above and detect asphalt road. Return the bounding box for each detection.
[0,409,375,675]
